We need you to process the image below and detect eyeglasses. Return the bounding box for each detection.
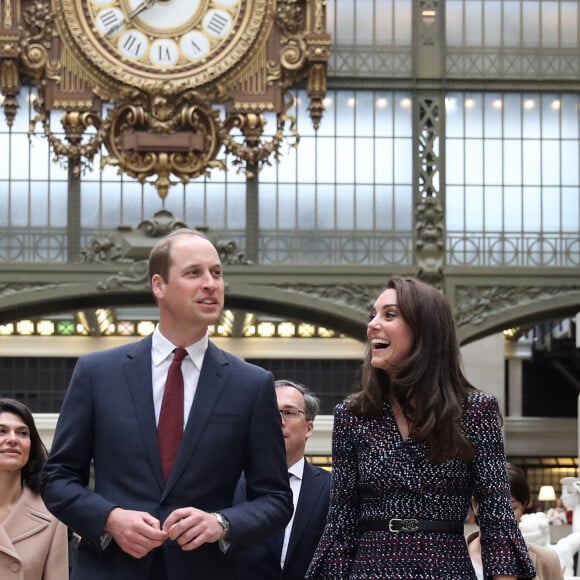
[279,408,306,421]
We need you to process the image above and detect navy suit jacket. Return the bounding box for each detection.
[40,336,292,580]
[234,461,331,580]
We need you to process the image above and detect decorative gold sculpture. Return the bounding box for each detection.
[3,0,330,198]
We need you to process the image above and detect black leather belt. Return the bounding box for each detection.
[361,518,464,534]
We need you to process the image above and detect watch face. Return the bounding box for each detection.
[57,0,270,88]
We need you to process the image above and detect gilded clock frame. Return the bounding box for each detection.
[2,0,330,198]
[55,0,272,92]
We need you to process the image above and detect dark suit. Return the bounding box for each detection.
[234,461,331,580]
[40,336,293,580]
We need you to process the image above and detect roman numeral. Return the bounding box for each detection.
[206,12,229,36]
[122,33,144,57]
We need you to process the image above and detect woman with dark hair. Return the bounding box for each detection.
[306,276,535,579]
[0,398,68,579]
[468,462,563,579]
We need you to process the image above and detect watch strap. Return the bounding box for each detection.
[213,512,231,541]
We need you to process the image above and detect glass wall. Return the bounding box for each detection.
[1,0,579,269]
[2,86,579,267]
[446,92,580,266]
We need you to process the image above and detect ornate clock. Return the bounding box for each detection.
[55,0,271,91]
[10,0,330,198]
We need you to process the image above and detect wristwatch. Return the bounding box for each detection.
[213,512,231,542]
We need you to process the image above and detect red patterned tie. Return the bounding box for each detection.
[158,347,187,481]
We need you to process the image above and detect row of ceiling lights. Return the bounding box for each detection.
[0,310,341,339]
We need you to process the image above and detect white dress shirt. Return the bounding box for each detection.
[151,325,208,427]
[280,457,305,568]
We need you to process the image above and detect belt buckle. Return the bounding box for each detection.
[388,518,419,533]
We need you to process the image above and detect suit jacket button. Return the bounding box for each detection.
[10,561,21,572]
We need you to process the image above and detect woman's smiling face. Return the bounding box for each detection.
[367,288,414,373]
[0,411,31,474]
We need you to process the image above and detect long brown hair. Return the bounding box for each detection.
[506,462,531,508]
[346,276,477,462]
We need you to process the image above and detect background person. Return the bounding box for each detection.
[559,477,580,575]
[41,229,292,580]
[0,398,68,580]
[547,499,570,526]
[234,379,331,580]
[306,276,535,579]
[468,462,563,580]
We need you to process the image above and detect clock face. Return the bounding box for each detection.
[57,0,270,88]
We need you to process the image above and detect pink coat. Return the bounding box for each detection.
[0,486,68,580]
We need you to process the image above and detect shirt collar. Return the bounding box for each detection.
[287,457,305,481]
[152,325,208,371]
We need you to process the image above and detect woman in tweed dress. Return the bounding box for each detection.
[306,276,535,580]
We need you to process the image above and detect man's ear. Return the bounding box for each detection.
[151,274,164,299]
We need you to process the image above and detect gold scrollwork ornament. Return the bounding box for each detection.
[102,88,225,199]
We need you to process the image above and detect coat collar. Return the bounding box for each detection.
[124,336,161,487]
[284,461,327,566]
[0,487,52,561]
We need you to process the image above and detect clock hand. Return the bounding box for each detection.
[126,0,159,22]
[105,0,159,37]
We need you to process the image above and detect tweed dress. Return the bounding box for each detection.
[305,391,536,579]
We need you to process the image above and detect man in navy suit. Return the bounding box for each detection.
[40,228,293,580]
[234,379,331,580]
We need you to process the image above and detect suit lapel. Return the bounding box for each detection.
[124,336,164,489]
[283,462,323,568]
[0,524,20,562]
[0,487,50,561]
[162,342,228,497]
[268,516,285,565]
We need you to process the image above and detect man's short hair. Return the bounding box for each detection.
[148,228,210,284]
[275,379,321,421]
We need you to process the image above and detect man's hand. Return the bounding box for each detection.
[104,508,167,558]
[163,508,224,551]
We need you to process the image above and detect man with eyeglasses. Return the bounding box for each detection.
[234,379,331,580]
